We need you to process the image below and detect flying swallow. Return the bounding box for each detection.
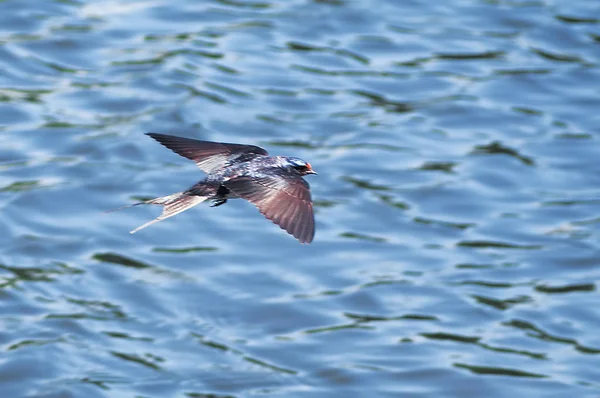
[112,133,317,243]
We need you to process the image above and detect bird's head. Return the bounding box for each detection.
[282,157,317,176]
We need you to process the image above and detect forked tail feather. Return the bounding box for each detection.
[107,192,207,234]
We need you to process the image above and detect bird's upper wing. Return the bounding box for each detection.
[146,133,268,173]
[224,171,314,244]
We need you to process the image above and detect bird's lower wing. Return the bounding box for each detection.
[225,176,314,244]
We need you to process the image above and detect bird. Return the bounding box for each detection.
[111,133,317,243]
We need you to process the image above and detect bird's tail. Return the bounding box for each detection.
[107,192,208,234]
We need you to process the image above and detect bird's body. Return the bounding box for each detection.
[113,133,317,243]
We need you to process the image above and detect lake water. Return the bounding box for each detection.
[1,0,600,397]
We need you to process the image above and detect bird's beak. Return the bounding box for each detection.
[306,163,317,175]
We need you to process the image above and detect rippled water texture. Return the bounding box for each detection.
[2,0,600,397]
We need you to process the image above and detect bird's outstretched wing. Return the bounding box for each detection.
[225,172,314,244]
[146,133,268,173]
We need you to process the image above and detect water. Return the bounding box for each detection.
[1,0,600,397]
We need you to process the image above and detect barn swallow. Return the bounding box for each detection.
[112,133,317,243]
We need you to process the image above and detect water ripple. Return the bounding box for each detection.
[2,0,600,396]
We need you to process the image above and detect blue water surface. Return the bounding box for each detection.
[1,0,600,397]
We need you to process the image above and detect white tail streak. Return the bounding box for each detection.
[129,193,208,234]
